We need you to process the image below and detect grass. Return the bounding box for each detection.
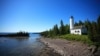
[59,34,93,45]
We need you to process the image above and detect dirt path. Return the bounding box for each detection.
[40,38,94,56]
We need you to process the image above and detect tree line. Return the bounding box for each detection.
[87,16,100,44]
[41,16,100,43]
[41,20,70,37]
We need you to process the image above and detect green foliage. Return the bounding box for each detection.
[59,20,66,35]
[41,15,100,46]
[0,31,29,37]
[60,34,93,44]
[79,20,84,25]
[92,21,97,36]
[64,24,70,34]
[86,16,100,46]
[74,22,79,26]
[97,16,100,34]
[74,20,84,26]
[87,21,93,40]
[41,30,49,37]
[84,19,89,30]
[41,20,70,37]
[53,24,59,35]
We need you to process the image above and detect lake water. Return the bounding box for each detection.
[0,33,45,56]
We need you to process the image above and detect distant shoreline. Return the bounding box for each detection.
[0,32,29,37]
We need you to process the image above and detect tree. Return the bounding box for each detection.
[87,21,93,40]
[79,20,83,25]
[48,29,53,37]
[60,20,66,35]
[91,21,97,36]
[84,19,89,30]
[53,24,59,35]
[41,30,49,37]
[74,22,79,26]
[64,24,70,34]
[97,16,100,34]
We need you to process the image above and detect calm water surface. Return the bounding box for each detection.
[0,33,45,56]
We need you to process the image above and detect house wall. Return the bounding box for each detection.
[70,29,82,35]
[70,28,87,35]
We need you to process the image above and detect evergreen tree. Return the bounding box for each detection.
[60,20,66,35]
[64,24,70,34]
[41,30,49,37]
[79,20,83,25]
[48,29,53,37]
[84,19,89,30]
[53,24,59,35]
[92,21,97,36]
[97,16,100,34]
[74,22,79,26]
[87,21,93,40]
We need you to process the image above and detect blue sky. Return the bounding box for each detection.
[0,0,100,32]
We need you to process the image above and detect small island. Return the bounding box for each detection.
[0,32,29,37]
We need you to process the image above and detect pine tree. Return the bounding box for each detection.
[79,20,83,25]
[74,22,79,26]
[87,21,93,40]
[49,29,53,37]
[41,30,49,37]
[60,20,66,35]
[92,21,97,36]
[84,19,89,30]
[53,24,59,35]
[64,24,70,34]
[97,16,100,34]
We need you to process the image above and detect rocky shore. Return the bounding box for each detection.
[39,37,100,56]
[38,46,62,56]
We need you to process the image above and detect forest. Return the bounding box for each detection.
[41,16,100,46]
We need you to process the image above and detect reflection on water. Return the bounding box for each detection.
[0,33,45,56]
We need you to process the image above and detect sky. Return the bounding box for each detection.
[0,0,100,32]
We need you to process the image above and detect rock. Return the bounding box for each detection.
[94,47,100,56]
[38,46,62,56]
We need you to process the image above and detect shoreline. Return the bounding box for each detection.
[39,37,96,56]
[0,32,29,37]
[37,38,62,56]
[37,45,62,56]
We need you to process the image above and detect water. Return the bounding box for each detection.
[0,33,45,56]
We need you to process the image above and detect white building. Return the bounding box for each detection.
[70,16,87,35]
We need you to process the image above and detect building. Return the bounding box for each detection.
[70,16,87,35]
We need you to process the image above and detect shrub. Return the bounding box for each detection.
[60,34,93,45]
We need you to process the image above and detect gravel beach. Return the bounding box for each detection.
[39,37,95,56]
[38,46,62,56]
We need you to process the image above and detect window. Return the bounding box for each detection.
[77,31,79,32]
[75,30,80,33]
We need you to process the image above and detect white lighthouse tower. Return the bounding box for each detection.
[70,16,74,30]
[69,16,87,35]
